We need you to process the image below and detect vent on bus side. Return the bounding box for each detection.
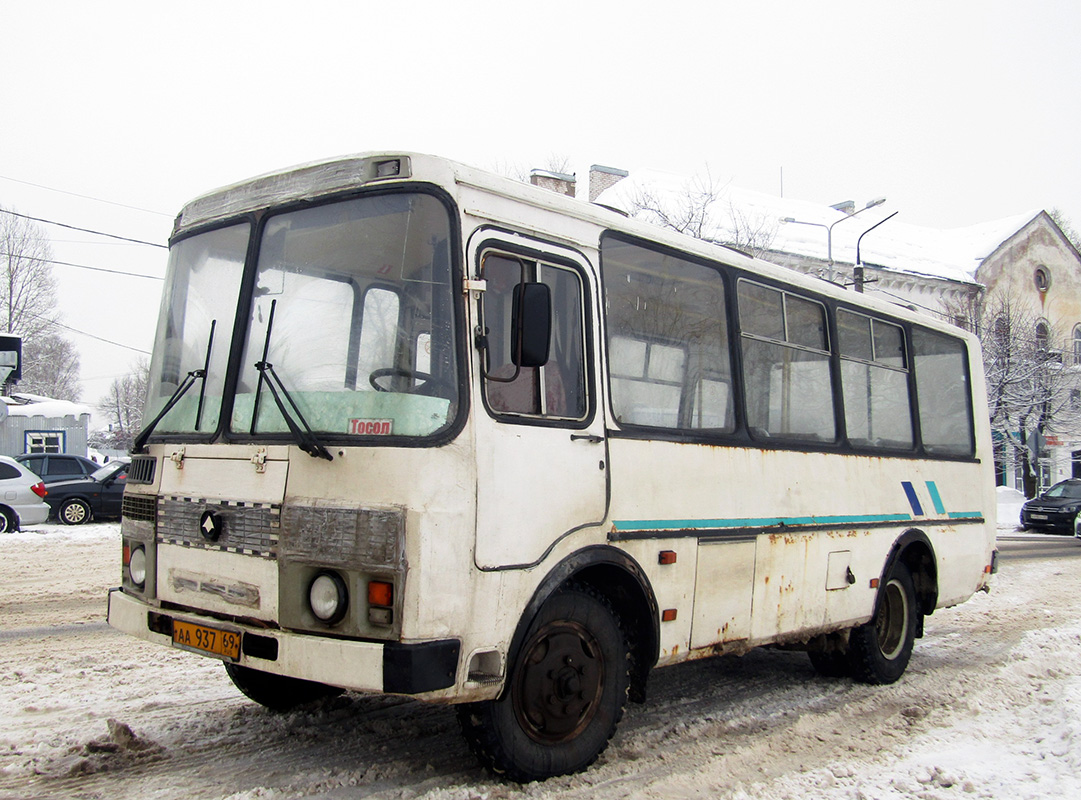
[127,455,157,485]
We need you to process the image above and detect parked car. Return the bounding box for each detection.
[1019,479,1081,534]
[43,459,129,525]
[0,455,50,532]
[15,453,101,485]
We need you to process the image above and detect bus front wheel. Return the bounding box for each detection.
[457,583,630,782]
[848,562,918,684]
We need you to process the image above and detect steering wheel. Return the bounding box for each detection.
[368,367,447,396]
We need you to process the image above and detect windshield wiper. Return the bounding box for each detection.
[253,360,333,461]
[252,299,333,461]
[132,322,217,453]
[131,368,206,454]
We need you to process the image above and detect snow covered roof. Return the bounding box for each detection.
[596,169,1040,285]
[1,394,92,419]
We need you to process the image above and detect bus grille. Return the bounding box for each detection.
[126,455,157,485]
[157,497,281,558]
[122,494,158,523]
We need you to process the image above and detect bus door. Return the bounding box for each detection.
[471,239,607,569]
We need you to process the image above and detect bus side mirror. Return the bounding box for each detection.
[512,282,551,368]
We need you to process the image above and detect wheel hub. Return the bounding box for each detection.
[514,622,605,743]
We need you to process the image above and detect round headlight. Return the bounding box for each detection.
[128,545,147,587]
[308,572,348,625]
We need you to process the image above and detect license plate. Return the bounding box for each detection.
[1032,514,1049,520]
[172,619,241,661]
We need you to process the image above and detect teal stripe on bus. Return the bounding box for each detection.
[612,513,913,532]
[925,481,947,515]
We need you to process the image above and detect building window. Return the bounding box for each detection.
[26,431,64,454]
[1073,326,1081,366]
[1036,320,1050,358]
[992,315,1009,351]
[1035,266,1051,293]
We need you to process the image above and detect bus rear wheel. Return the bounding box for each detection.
[224,663,342,711]
[457,583,630,782]
[849,562,918,684]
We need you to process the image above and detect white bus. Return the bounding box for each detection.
[108,153,997,781]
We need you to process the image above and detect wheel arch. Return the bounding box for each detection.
[881,528,938,620]
[508,545,659,704]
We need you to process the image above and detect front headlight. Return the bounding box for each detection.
[128,545,147,587]
[308,571,348,625]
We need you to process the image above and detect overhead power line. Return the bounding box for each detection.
[56,320,152,355]
[0,173,172,217]
[0,251,163,281]
[0,208,167,249]
[29,313,151,355]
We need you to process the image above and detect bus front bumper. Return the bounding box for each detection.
[107,588,460,696]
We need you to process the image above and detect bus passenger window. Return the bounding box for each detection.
[480,253,587,420]
[600,237,734,434]
[912,329,975,456]
[610,336,685,427]
[837,310,913,449]
[739,281,835,442]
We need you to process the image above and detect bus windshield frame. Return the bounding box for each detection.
[141,187,465,448]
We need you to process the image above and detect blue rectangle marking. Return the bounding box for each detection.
[901,481,924,516]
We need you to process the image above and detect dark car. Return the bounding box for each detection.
[43,459,129,525]
[15,453,101,485]
[1019,479,1081,534]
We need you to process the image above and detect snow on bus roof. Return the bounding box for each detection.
[596,169,1039,285]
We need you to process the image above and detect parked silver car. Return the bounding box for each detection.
[0,455,49,533]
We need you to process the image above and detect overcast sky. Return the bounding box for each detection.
[2,0,1080,406]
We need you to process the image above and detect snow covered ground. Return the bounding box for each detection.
[1,495,1079,799]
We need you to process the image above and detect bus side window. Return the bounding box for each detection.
[481,253,587,420]
[837,309,913,449]
[739,281,835,441]
[912,328,975,456]
[600,237,734,434]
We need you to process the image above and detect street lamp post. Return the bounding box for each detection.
[782,197,886,283]
[854,211,899,292]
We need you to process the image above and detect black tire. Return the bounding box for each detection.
[224,662,342,712]
[457,583,630,782]
[807,646,852,678]
[59,498,91,525]
[849,562,918,685]
[0,508,15,534]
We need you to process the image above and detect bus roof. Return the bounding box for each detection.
[172,151,978,341]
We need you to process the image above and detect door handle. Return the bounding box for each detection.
[570,434,604,444]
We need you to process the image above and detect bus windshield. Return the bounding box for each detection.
[144,191,459,442]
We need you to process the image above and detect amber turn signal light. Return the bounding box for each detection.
[368,580,393,607]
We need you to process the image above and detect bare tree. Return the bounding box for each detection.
[1049,208,1081,252]
[19,334,82,401]
[491,154,574,184]
[725,198,781,258]
[626,170,777,256]
[954,290,1081,496]
[92,358,149,452]
[0,206,81,399]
